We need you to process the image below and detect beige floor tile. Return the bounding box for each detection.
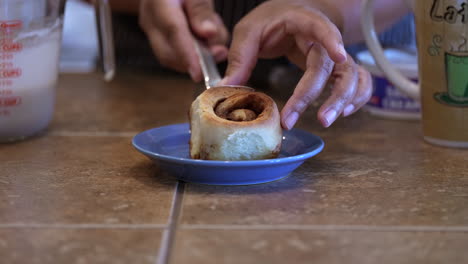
[0,228,163,264]
[51,73,197,133]
[171,229,468,264]
[0,136,176,224]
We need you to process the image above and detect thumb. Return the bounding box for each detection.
[220,24,261,86]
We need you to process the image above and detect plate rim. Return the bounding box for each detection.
[132,123,324,167]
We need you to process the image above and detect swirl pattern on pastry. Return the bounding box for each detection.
[190,86,282,161]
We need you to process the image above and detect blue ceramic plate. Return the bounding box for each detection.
[132,123,324,185]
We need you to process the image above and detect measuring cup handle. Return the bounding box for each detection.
[361,0,420,100]
[94,0,115,82]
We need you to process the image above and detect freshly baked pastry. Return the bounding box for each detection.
[190,86,282,161]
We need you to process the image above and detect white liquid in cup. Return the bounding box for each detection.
[0,22,62,142]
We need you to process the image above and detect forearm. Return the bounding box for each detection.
[305,0,411,44]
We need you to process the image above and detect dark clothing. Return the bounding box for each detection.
[111,1,414,77]
[214,0,267,32]
[112,0,268,72]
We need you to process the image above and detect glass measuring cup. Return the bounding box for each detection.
[0,0,114,143]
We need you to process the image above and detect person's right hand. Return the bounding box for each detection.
[139,0,229,82]
[220,0,372,130]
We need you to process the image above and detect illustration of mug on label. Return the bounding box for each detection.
[435,52,468,105]
[429,0,468,107]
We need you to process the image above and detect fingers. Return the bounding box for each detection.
[281,45,334,130]
[342,66,373,117]
[282,53,367,130]
[210,45,229,62]
[185,0,229,45]
[284,9,347,64]
[220,22,262,86]
[145,29,182,70]
[221,1,347,87]
[139,0,202,81]
[317,54,359,127]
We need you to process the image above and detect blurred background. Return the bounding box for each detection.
[59,0,98,73]
[60,0,415,74]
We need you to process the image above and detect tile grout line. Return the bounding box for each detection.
[180,224,468,232]
[2,223,467,233]
[155,181,186,264]
[0,223,167,229]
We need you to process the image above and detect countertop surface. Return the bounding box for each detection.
[1,72,468,264]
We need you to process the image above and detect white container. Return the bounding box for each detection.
[0,0,65,143]
[357,49,421,120]
[0,26,62,142]
[0,0,113,143]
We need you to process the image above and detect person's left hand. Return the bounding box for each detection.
[220,0,372,130]
[139,0,229,81]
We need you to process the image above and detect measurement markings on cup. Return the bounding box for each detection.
[0,20,24,112]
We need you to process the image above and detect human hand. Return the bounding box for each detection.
[220,0,372,129]
[139,0,229,81]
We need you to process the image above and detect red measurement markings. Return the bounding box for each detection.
[0,109,11,116]
[0,39,14,45]
[0,21,22,38]
[0,96,21,107]
[0,62,13,68]
[0,89,12,95]
[0,21,24,54]
[0,80,13,87]
[0,68,21,79]
[0,21,21,91]
[0,21,22,30]
[0,42,22,53]
[0,53,13,60]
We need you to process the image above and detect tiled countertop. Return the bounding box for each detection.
[1,72,468,264]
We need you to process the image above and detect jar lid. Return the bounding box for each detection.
[357,49,419,79]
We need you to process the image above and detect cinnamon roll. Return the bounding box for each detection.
[190,86,282,161]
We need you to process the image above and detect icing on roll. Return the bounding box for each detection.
[190,86,283,161]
